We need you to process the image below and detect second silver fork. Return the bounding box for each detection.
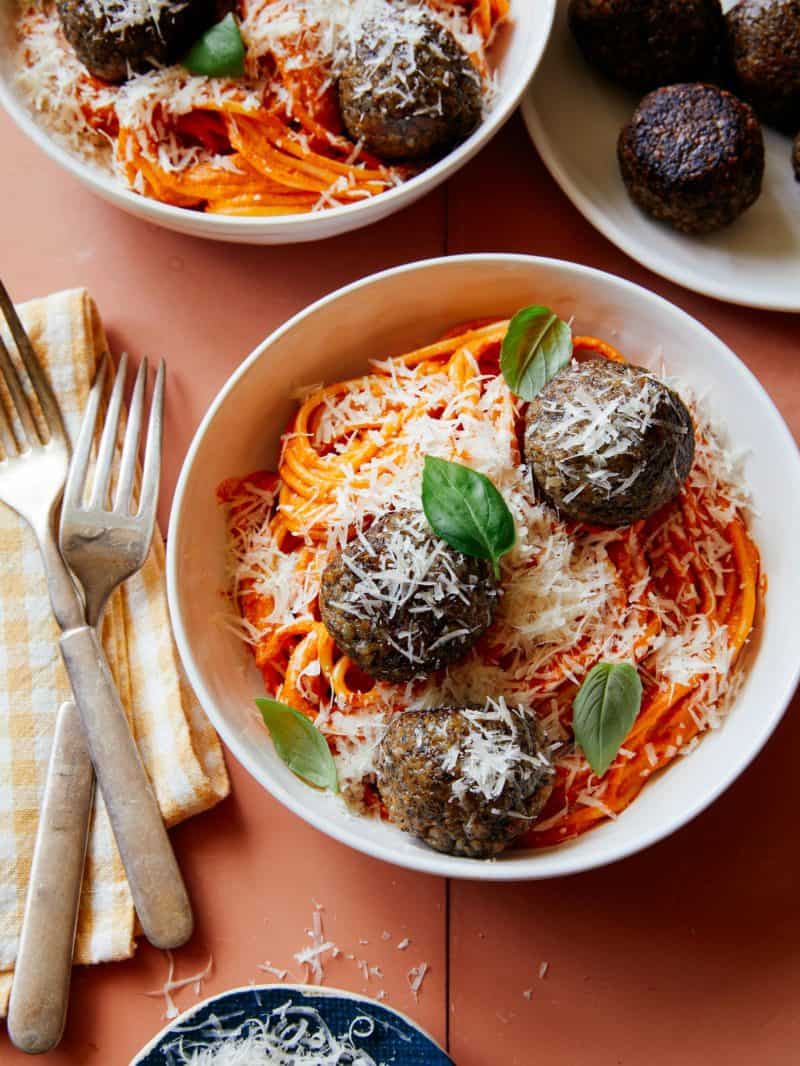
[9,350,191,1054]
[57,353,194,951]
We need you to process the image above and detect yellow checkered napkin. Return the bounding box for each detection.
[0,289,230,1015]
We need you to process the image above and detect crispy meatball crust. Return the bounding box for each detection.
[725,0,800,134]
[319,510,498,683]
[377,706,555,859]
[337,12,483,161]
[56,0,217,83]
[568,0,725,92]
[523,359,695,527]
[617,83,764,234]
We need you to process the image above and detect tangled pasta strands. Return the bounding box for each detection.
[222,322,760,846]
[72,0,505,213]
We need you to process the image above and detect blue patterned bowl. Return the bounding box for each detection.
[131,984,453,1065]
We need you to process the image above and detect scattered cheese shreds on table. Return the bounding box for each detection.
[250,905,429,1004]
[407,962,429,1002]
[145,951,214,1020]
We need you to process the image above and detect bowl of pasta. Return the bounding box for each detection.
[167,253,800,878]
[0,0,554,244]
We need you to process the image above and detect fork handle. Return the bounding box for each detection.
[59,625,194,950]
[7,701,94,1055]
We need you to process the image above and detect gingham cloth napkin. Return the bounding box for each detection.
[0,289,229,1015]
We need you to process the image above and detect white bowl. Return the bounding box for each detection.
[0,2,554,244]
[167,254,800,880]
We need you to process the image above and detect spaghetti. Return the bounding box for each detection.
[13,0,506,215]
[220,319,760,849]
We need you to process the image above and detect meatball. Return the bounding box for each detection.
[56,0,217,83]
[377,703,555,859]
[337,9,483,161]
[320,510,497,683]
[568,0,724,92]
[725,0,800,134]
[523,358,695,527]
[617,83,764,234]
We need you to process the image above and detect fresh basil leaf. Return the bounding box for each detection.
[572,662,642,777]
[500,305,572,400]
[256,698,338,792]
[422,455,515,580]
[182,13,245,77]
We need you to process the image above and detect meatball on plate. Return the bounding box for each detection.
[169,256,800,879]
[0,0,556,242]
[522,0,800,310]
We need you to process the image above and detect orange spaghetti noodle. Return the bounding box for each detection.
[220,319,760,847]
[15,0,507,215]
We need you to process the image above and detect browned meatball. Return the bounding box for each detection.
[56,0,217,83]
[568,0,725,92]
[618,83,764,234]
[319,510,498,683]
[337,9,483,161]
[524,358,695,527]
[726,0,800,134]
[377,703,555,859]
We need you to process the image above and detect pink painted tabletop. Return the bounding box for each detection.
[1,105,799,1066]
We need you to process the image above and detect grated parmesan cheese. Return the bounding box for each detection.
[160,1001,384,1064]
[293,907,336,986]
[84,0,186,34]
[442,697,553,808]
[145,951,214,1020]
[406,962,428,1001]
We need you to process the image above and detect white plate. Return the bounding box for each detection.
[167,253,800,881]
[521,0,800,311]
[0,1,554,245]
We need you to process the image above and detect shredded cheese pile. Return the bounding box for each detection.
[164,1003,383,1065]
[532,365,680,504]
[85,0,186,33]
[446,697,552,806]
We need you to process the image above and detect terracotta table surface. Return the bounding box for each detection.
[1,106,799,1066]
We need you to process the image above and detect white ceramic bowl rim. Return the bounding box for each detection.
[0,2,555,238]
[167,253,800,881]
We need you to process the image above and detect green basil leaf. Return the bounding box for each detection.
[256,698,338,792]
[572,662,642,777]
[421,455,515,580]
[500,305,572,400]
[182,13,245,77]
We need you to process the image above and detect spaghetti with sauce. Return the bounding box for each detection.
[12,0,507,215]
[220,319,760,850]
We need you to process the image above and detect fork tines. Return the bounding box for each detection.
[64,354,165,518]
[0,280,67,459]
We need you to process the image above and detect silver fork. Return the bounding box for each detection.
[58,354,194,951]
[0,283,95,1054]
[0,289,190,1052]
